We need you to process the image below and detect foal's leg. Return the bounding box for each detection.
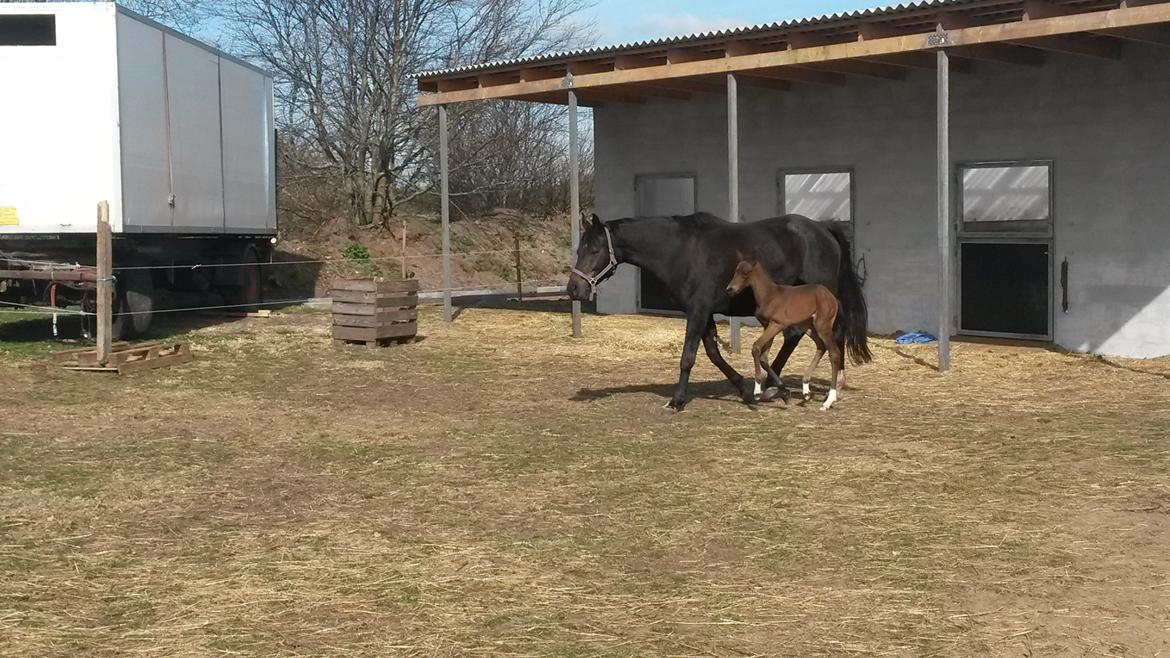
[819,322,846,410]
[802,328,827,401]
[765,328,804,400]
[752,323,786,399]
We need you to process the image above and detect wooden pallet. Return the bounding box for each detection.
[196,309,273,319]
[331,278,419,347]
[54,341,193,374]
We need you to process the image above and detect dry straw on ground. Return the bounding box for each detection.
[1,305,1168,656]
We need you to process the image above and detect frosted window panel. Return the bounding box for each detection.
[962,165,1050,222]
[784,172,851,223]
[636,177,695,217]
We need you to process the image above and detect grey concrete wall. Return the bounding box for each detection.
[592,44,1170,358]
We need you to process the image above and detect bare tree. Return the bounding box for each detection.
[120,0,218,33]
[447,101,594,216]
[227,0,593,229]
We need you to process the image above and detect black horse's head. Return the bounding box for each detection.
[567,214,617,301]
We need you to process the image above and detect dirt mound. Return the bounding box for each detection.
[273,211,575,296]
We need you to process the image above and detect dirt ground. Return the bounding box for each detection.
[1,305,1169,656]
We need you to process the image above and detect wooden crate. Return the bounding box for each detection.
[331,278,419,347]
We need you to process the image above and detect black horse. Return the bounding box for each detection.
[567,212,871,410]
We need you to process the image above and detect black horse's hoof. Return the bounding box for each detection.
[760,386,788,403]
[662,400,686,414]
[737,380,757,404]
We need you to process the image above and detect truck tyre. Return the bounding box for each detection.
[122,268,155,336]
[110,291,131,342]
[110,268,155,340]
[221,246,262,312]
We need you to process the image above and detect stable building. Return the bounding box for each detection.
[417,0,1170,361]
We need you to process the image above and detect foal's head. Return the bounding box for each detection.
[725,260,758,296]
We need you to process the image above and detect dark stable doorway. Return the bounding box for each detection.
[635,174,694,313]
[960,242,1049,338]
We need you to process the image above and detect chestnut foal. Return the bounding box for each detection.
[725,260,845,410]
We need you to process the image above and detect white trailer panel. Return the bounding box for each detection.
[163,34,225,232]
[220,59,277,233]
[0,3,121,234]
[0,2,274,237]
[115,11,171,230]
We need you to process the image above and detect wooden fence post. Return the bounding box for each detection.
[514,233,523,301]
[96,201,113,365]
[568,89,582,337]
[400,216,408,279]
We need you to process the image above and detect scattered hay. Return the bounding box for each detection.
[1,306,1168,656]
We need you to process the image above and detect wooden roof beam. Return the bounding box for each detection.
[513,92,601,107]
[1012,34,1123,58]
[1090,24,1170,46]
[614,83,691,100]
[939,12,1047,66]
[416,3,1170,106]
[478,71,521,87]
[574,87,648,104]
[614,53,662,70]
[804,59,906,79]
[642,78,726,94]
[724,40,769,57]
[435,77,479,92]
[951,42,1046,66]
[864,51,974,72]
[858,21,973,72]
[568,60,614,75]
[752,65,847,86]
[667,47,722,64]
[1015,0,1124,58]
[857,22,901,40]
[519,67,566,82]
[732,74,791,92]
[788,30,905,80]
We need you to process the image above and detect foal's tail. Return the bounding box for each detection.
[829,225,873,365]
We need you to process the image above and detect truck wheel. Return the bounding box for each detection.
[110,268,155,340]
[122,268,155,336]
[221,246,262,312]
[110,292,131,342]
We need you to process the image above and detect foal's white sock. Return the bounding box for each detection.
[821,389,838,410]
[802,382,811,397]
[753,380,762,398]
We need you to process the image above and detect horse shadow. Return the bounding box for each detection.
[570,375,831,403]
[880,344,938,370]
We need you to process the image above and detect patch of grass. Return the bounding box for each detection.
[451,232,476,252]
[0,312,75,358]
[1,307,1168,656]
[276,303,330,315]
[339,243,381,279]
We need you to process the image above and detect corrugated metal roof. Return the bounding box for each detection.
[416,0,981,79]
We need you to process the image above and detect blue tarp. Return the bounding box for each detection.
[894,331,937,345]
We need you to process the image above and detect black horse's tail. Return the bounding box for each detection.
[828,225,873,365]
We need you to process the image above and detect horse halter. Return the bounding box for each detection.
[570,223,617,299]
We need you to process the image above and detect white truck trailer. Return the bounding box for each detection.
[0,2,276,337]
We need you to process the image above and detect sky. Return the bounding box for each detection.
[190,1,886,62]
[587,0,884,46]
